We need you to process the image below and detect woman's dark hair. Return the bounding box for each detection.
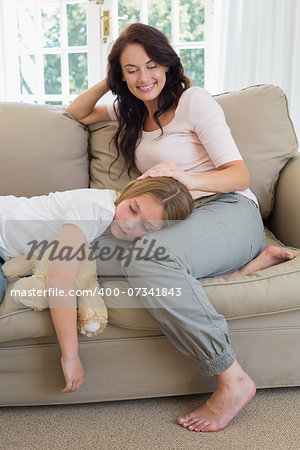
[107,23,190,177]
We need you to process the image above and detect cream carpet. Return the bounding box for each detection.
[1,387,299,450]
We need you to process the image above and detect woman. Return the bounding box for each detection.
[66,23,294,432]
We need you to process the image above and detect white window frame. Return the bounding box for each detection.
[97,0,212,79]
[1,0,20,101]
[0,0,214,104]
[0,0,102,104]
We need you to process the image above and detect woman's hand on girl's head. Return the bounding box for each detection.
[137,160,194,190]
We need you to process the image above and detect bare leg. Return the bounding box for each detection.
[177,360,256,432]
[220,246,296,278]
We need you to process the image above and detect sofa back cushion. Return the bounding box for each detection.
[89,85,298,219]
[0,103,89,197]
[89,121,141,192]
[214,85,298,218]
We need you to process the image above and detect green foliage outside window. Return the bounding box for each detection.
[118,0,205,87]
[19,0,205,102]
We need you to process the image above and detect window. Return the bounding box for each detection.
[117,0,206,86]
[0,0,212,104]
[2,0,94,104]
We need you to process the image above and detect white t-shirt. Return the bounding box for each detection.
[107,86,257,203]
[0,189,116,261]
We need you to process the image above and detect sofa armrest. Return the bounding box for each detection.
[267,153,300,248]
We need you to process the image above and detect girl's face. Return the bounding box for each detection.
[111,194,164,241]
[120,43,168,108]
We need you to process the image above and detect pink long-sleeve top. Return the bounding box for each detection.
[107,86,257,203]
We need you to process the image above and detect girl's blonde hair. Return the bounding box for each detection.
[115,177,194,226]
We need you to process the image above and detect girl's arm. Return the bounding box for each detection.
[65,79,111,125]
[46,224,87,393]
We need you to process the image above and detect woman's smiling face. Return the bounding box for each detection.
[120,43,168,107]
[111,194,164,241]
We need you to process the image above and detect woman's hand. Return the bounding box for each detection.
[61,353,84,393]
[138,160,251,194]
[137,160,194,190]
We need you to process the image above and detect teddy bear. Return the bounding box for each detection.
[2,246,107,337]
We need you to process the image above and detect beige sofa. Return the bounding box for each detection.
[0,85,299,407]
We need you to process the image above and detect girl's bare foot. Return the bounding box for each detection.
[177,361,256,432]
[219,246,296,278]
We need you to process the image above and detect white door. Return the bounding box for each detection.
[94,0,207,88]
[1,0,208,105]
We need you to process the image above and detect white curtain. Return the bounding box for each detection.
[0,0,6,101]
[205,0,300,142]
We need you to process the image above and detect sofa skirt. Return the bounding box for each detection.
[0,309,300,407]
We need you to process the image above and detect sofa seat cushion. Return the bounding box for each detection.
[105,229,300,329]
[0,229,299,342]
[0,103,89,197]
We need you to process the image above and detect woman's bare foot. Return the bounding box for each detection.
[219,246,296,278]
[238,246,296,276]
[177,360,256,432]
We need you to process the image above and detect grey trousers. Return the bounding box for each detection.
[94,193,266,376]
